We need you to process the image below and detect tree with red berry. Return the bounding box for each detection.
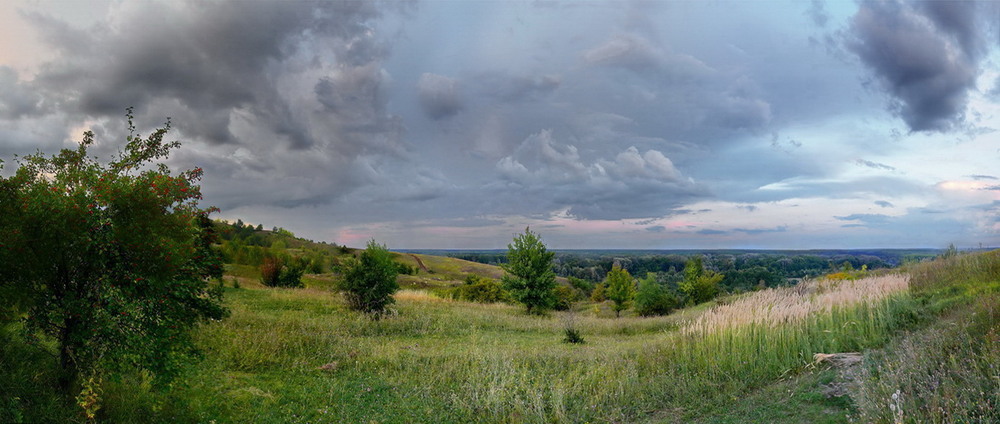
[0,109,227,395]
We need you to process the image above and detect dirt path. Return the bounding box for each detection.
[409,254,430,273]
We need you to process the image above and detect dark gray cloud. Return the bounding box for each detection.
[969,174,997,180]
[493,129,707,219]
[697,229,727,235]
[417,73,463,120]
[875,200,895,208]
[856,159,896,171]
[0,67,43,119]
[846,0,986,132]
[11,1,420,210]
[645,225,666,233]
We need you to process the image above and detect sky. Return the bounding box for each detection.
[1,0,999,249]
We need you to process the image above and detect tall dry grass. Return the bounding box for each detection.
[683,274,909,335]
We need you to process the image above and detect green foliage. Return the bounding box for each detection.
[394,261,417,276]
[634,274,678,316]
[566,276,595,296]
[0,111,227,394]
[680,256,723,305]
[450,275,507,303]
[500,227,557,314]
[259,256,305,288]
[562,327,585,344]
[338,240,399,315]
[590,283,607,302]
[605,265,636,317]
[552,285,578,311]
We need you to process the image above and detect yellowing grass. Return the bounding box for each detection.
[394,289,453,303]
[683,274,909,335]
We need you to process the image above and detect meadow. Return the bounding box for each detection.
[3,249,998,423]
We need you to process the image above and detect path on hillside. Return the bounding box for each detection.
[410,254,430,273]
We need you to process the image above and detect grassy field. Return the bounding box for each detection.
[3,251,998,423]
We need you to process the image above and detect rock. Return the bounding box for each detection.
[813,352,862,367]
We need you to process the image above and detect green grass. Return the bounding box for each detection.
[85,276,921,423]
[7,251,1000,423]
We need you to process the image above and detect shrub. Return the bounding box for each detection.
[590,283,607,302]
[260,257,283,287]
[553,285,578,311]
[451,275,507,303]
[567,276,595,297]
[634,277,678,316]
[259,257,304,288]
[338,240,399,316]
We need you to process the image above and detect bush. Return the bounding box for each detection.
[567,276,595,297]
[634,277,678,316]
[338,240,399,315]
[590,283,607,302]
[553,285,578,311]
[259,257,304,288]
[395,262,417,275]
[451,275,507,303]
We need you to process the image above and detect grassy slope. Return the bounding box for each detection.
[95,273,912,422]
[393,252,505,288]
[5,248,998,423]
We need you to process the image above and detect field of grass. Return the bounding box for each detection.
[3,251,998,423]
[394,252,505,289]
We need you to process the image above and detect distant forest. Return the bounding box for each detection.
[407,249,943,293]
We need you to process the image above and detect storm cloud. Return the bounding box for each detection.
[1,0,997,249]
[495,130,706,220]
[846,0,986,132]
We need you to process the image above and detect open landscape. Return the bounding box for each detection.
[3,223,998,423]
[2,1,1000,423]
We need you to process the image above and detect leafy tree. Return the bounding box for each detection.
[0,113,227,393]
[605,264,636,317]
[680,256,723,305]
[634,273,678,316]
[590,283,607,302]
[338,240,399,315]
[501,227,557,314]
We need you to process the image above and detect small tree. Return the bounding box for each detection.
[605,264,636,317]
[680,256,723,305]
[634,273,678,316]
[0,112,227,393]
[501,227,557,314]
[338,239,399,316]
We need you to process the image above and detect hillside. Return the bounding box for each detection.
[3,225,997,422]
[213,220,506,291]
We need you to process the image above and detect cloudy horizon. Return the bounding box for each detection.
[2,0,999,250]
